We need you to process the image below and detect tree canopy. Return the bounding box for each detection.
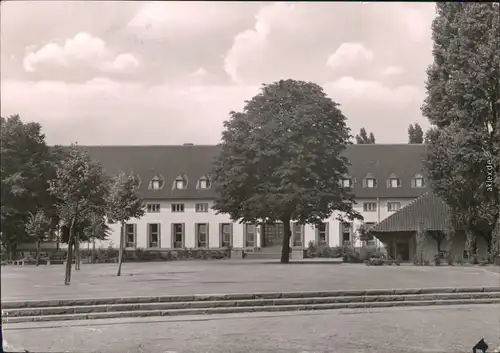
[355,127,375,144]
[212,79,362,263]
[0,115,56,254]
[422,3,500,256]
[408,123,424,144]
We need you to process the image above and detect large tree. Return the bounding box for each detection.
[408,123,424,144]
[106,171,144,276]
[355,127,376,144]
[422,3,500,258]
[49,145,108,284]
[0,115,56,259]
[212,79,363,263]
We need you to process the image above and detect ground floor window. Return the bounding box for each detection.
[125,223,136,248]
[341,222,352,245]
[172,223,184,248]
[148,223,160,248]
[245,224,256,247]
[316,223,329,246]
[196,223,208,248]
[292,223,303,247]
[220,223,232,247]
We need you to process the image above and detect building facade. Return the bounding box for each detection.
[84,144,429,253]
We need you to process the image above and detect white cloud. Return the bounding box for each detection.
[381,66,405,76]
[23,32,139,74]
[326,43,374,71]
[127,2,248,39]
[224,3,295,83]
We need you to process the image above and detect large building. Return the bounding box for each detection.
[85,144,429,258]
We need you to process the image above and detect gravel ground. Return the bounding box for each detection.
[3,304,499,353]
[2,261,499,301]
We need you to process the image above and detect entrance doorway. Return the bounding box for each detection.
[395,240,410,261]
[262,223,284,247]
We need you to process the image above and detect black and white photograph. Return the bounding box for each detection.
[1,1,499,352]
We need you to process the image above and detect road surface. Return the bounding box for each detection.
[3,304,499,353]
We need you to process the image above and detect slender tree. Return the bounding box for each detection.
[106,172,145,276]
[49,145,108,284]
[355,127,376,144]
[212,79,363,263]
[25,209,51,266]
[422,3,500,257]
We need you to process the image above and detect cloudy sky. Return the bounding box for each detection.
[1,1,436,145]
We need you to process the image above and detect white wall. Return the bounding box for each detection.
[91,197,416,250]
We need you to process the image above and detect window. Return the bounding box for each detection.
[388,202,401,211]
[245,224,256,247]
[387,178,401,188]
[316,223,328,246]
[146,203,160,213]
[220,223,233,247]
[125,224,136,248]
[340,178,352,188]
[341,222,352,244]
[198,176,211,189]
[149,175,164,190]
[363,175,377,188]
[172,223,184,248]
[174,175,187,190]
[363,202,377,212]
[171,203,184,212]
[364,222,376,230]
[148,223,160,248]
[292,223,303,247]
[412,175,425,188]
[196,223,209,248]
[195,203,209,212]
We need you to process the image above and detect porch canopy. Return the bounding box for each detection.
[368,192,451,260]
[370,192,450,234]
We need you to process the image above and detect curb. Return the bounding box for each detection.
[3,286,500,309]
[3,298,499,324]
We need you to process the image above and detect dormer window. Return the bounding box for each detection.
[363,174,377,188]
[197,176,211,189]
[387,174,401,188]
[131,173,142,188]
[412,174,425,188]
[340,178,352,188]
[174,175,188,190]
[148,175,164,190]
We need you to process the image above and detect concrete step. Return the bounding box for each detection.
[3,286,500,309]
[3,298,499,324]
[4,292,500,318]
[245,252,282,259]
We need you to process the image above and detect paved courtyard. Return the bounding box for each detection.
[2,260,499,301]
[3,305,499,352]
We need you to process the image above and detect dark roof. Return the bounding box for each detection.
[369,192,451,233]
[80,144,428,200]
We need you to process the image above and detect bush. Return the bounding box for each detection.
[342,247,362,263]
[306,241,342,258]
[433,254,441,266]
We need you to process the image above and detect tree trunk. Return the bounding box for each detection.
[91,238,96,264]
[75,231,80,270]
[465,229,475,260]
[36,239,41,267]
[436,235,442,253]
[117,221,124,276]
[64,218,76,285]
[280,219,292,263]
